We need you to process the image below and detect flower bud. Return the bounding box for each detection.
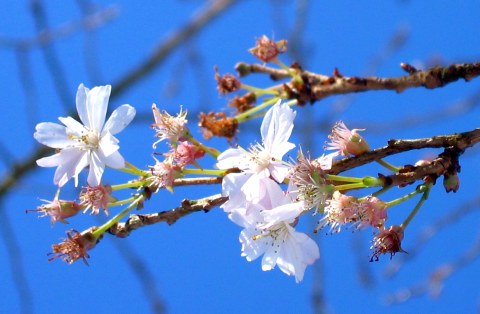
[443,172,460,193]
[28,199,83,224]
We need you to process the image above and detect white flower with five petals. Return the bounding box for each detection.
[34,84,136,187]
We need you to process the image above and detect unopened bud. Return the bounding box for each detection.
[443,172,460,193]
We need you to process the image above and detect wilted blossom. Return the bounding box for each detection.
[79,184,116,216]
[248,35,287,63]
[148,157,181,192]
[151,104,188,148]
[34,84,136,187]
[48,227,100,265]
[287,150,335,213]
[325,121,369,157]
[370,225,406,261]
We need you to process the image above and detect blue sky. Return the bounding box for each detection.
[1,1,480,313]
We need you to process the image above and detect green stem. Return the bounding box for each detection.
[182,168,225,176]
[386,184,427,208]
[371,185,392,198]
[326,174,363,183]
[274,59,304,84]
[111,181,146,191]
[118,162,149,177]
[376,159,401,172]
[401,183,431,228]
[235,97,279,123]
[240,83,279,96]
[93,194,145,238]
[109,196,137,207]
[335,182,365,191]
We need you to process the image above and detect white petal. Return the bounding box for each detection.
[36,153,62,167]
[269,162,291,184]
[52,148,88,187]
[76,83,89,127]
[261,242,280,271]
[87,152,105,186]
[80,84,111,131]
[34,122,70,148]
[98,132,119,157]
[240,228,268,262]
[261,101,296,152]
[58,116,86,135]
[103,104,136,135]
[216,148,250,170]
[261,203,302,228]
[102,150,125,169]
[278,229,319,282]
[271,141,296,161]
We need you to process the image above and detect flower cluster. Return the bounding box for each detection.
[217,101,320,282]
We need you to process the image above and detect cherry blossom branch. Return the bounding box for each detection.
[105,128,480,239]
[235,61,480,103]
[108,194,228,237]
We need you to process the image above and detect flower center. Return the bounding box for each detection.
[249,143,272,172]
[69,129,100,150]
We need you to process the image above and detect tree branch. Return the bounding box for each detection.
[109,194,228,237]
[235,61,480,103]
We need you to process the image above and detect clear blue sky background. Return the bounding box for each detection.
[1,1,480,313]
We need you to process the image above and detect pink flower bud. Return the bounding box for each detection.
[28,199,83,224]
[173,141,205,166]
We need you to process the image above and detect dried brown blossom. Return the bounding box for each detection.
[214,66,241,94]
[48,228,100,265]
[198,112,238,141]
[228,92,256,113]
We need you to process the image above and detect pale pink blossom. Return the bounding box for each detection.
[151,104,188,148]
[325,121,369,157]
[80,184,116,216]
[288,150,335,212]
[148,157,180,192]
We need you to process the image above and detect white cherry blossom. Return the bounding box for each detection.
[217,100,296,209]
[34,84,136,187]
[234,179,320,283]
